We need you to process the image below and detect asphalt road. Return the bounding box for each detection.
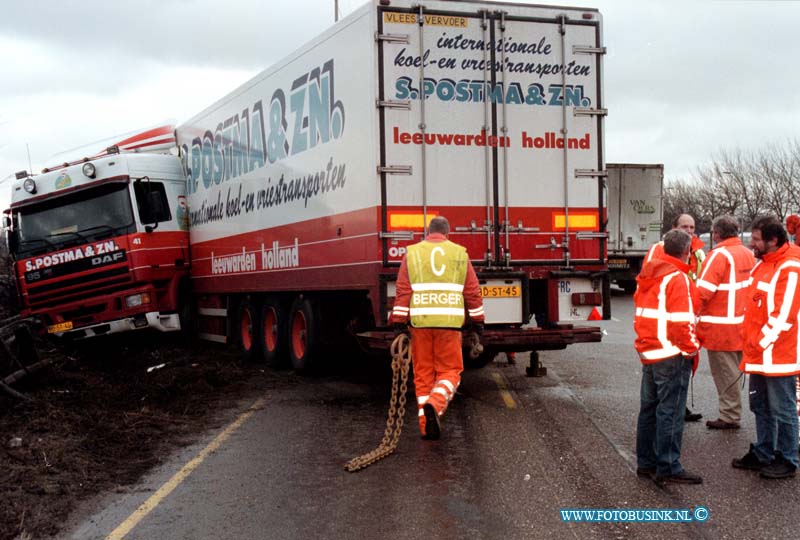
[62,292,799,540]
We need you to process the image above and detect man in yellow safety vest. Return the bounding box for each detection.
[390,216,485,440]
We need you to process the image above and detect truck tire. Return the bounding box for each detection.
[238,298,261,361]
[178,294,197,342]
[463,348,498,369]
[288,297,318,372]
[260,297,287,368]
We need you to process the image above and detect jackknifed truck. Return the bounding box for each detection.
[6,0,607,372]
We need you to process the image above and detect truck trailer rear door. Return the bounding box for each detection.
[377,3,499,267]
[495,10,605,267]
[377,3,605,269]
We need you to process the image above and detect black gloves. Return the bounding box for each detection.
[393,322,409,338]
[471,322,484,336]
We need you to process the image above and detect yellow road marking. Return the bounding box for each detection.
[491,372,518,409]
[106,398,266,540]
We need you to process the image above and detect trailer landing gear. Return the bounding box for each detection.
[526,351,547,377]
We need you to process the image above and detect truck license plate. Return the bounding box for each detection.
[47,321,73,333]
[481,285,521,298]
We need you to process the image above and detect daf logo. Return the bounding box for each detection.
[92,252,125,266]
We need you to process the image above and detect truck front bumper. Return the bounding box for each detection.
[51,311,181,339]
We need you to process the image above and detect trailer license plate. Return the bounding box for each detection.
[608,258,629,269]
[481,285,521,298]
[47,321,73,333]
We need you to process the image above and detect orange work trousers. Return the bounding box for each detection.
[409,327,463,436]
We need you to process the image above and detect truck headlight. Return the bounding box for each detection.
[82,162,96,178]
[125,293,151,308]
[23,178,37,194]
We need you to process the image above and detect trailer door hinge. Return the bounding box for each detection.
[535,237,566,250]
[376,32,410,44]
[573,45,607,55]
[376,99,411,110]
[574,107,608,117]
[576,231,608,240]
[380,231,415,241]
[574,169,608,178]
[378,165,413,175]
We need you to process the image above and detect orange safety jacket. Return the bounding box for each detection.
[391,233,484,327]
[741,243,800,376]
[696,237,755,351]
[634,253,700,363]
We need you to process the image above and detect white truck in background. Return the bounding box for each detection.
[605,163,663,293]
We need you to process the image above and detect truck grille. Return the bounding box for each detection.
[25,266,132,307]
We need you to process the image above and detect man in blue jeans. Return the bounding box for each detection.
[634,229,702,485]
[732,216,799,479]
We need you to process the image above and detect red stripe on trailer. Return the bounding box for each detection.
[114,125,175,149]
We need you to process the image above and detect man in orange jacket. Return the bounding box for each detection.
[732,216,800,479]
[646,214,706,281]
[696,215,755,429]
[390,216,484,440]
[645,213,705,422]
[634,229,702,485]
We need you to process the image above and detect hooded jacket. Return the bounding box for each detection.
[740,243,800,376]
[634,253,700,363]
[696,237,755,351]
[646,236,705,282]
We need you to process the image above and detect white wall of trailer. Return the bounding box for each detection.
[176,4,379,245]
[382,0,603,210]
[606,164,663,254]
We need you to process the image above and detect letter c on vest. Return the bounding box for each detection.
[431,246,446,276]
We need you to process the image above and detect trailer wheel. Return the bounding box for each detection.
[238,298,261,361]
[463,349,498,369]
[261,298,287,368]
[288,297,318,371]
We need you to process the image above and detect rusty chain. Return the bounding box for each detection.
[344,332,411,472]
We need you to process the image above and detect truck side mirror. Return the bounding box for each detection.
[7,229,18,254]
[2,216,10,229]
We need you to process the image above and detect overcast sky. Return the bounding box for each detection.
[1,0,798,208]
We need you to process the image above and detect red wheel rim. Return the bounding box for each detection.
[240,308,253,351]
[291,310,307,359]
[263,307,277,352]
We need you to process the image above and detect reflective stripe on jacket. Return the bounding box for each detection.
[634,254,700,363]
[696,238,755,350]
[391,233,484,328]
[741,243,800,376]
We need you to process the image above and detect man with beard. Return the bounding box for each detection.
[732,216,800,479]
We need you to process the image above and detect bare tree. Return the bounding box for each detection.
[663,139,800,233]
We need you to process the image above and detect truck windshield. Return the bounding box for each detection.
[14,182,135,258]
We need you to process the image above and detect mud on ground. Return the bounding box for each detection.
[0,334,275,540]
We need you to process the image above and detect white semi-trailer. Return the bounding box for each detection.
[605,163,664,293]
[176,0,608,370]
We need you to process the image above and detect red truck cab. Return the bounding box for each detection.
[5,149,189,339]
